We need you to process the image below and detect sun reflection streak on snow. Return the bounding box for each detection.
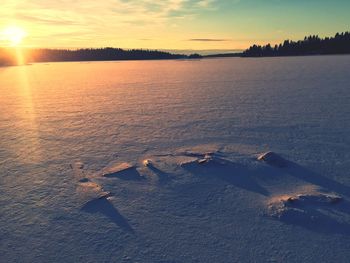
[16,63,42,163]
[14,47,25,66]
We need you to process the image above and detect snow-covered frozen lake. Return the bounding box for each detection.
[1,56,350,262]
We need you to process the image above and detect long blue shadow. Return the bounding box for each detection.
[82,197,134,233]
[276,199,350,235]
[182,158,269,196]
[285,161,350,197]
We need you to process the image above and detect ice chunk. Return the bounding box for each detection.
[76,180,110,200]
[179,156,200,167]
[257,151,287,167]
[102,162,143,180]
[286,193,342,205]
[197,154,212,164]
[143,159,152,167]
[267,192,343,220]
[102,162,135,177]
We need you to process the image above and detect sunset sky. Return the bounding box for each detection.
[1,0,349,50]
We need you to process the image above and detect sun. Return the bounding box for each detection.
[0,26,27,46]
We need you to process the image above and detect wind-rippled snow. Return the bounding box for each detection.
[1,56,350,262]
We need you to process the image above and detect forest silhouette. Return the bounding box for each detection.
[0,48,195,66]
[243,32,350,57]
[1,32,350,65]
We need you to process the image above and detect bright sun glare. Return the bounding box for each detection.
[0,26,27,46]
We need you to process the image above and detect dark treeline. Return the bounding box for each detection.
[243,32,350,57]
[0,47,202,66]
[2,32,350,65]
[0,49,16,66]
[28,48,188,62]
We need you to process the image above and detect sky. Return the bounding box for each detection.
[0,0,349,50]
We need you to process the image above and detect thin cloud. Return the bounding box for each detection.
[0,0,225,48]
[188,38,231,42]
[197,0,217,9]
[15,13,81,26]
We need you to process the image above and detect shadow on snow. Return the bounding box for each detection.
[266,157,350,235]
[82,197,134,233]
[182,158,269,196]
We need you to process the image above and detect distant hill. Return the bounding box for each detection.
[243,32,350,57]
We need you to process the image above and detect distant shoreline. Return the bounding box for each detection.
[1,31,350,66]
[3,53,350,67]
[0,47,201,66]
[205,52,350,59]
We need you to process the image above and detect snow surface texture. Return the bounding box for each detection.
[1,56,350,262]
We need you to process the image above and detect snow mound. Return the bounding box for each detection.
[102,162,134,176]
[101,162,143,180]
[71,161,114,201]
[76,180,111,200]
[266,190,350,234]
[268,192,343,219]
[257,151,287,167]
[286,193,342,204]
[178,149,227,168]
